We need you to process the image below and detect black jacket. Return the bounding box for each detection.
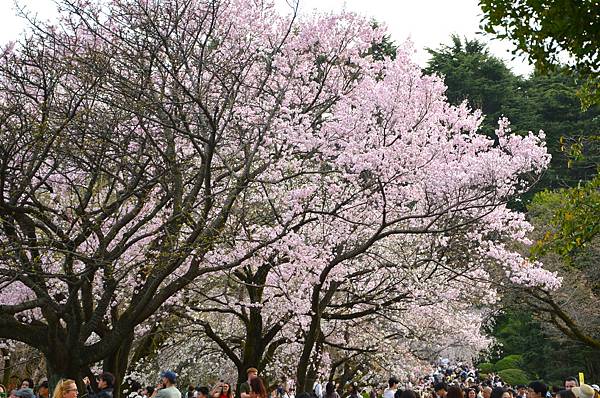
[86,386,114,398]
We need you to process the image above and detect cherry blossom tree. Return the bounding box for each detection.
[0,0,559,393]
[155,205,548,392]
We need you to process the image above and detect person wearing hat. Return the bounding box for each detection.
[572,384,595,398]
[151,371,180,398]
[15,388,35,398]
[240,368,258,398]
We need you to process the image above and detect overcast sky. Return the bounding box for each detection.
[0,0,533,76]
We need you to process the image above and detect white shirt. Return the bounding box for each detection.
[313,382,322,398]
[384,389,397,398]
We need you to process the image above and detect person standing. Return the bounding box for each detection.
[565,379,579,391]
[37,382,49,398]
[83,372,115,398]
[446,387,463,398]
[348,384,359,398]
[249,379,267,398]
[313,381,323,398]
[197,387,210,398]
[15,388,35,398]
[152,371,181,398]
[211,382,232,398]
[369,386,377,398]
[52,380,78,398]
[20,381,34,391]
[384,378,399,398]
[324,383,339,398]
[240,369,259,398]
[434,384,448,398]
[527,382,547,398]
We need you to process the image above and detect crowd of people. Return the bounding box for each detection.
[1,364,599,398]
[360,365,600,398]
[0,379,49,398]
[0,368,268,398]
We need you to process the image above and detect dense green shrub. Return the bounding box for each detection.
[498,368,530,386]
[495,354,524,371]
[478,362,495,374]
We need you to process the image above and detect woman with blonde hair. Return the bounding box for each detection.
[52,380,78,398]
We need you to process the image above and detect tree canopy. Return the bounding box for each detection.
[479,0,600,108]
[426,35,600,382]
[0,1,559,393]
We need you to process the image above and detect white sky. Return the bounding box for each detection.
[0,0,533,76]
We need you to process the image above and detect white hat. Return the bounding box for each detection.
[573,385,595,398]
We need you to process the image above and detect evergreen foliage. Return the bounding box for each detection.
[426,35,600,383]
[497,369,530,386]
[425,36,600,194]
[495,355,523,371]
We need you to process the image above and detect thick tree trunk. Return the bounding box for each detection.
[304,334,324,397]
[235,368,247,398]
[295,317,321,394]
[1,347,10,386]
[45,354,88,395]
[102,332,135,398]
[234,266,271,398]
[43,328,134,398]
[235,309,265,398]
[297,263,342,393]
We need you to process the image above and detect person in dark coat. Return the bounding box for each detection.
[83,373,115,398]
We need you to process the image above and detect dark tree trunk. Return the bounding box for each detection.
[295,317,321,394]
[102,332,135,398]
[45,353,88,395]
[43,328,133,398]
[296,259,343,394]
[235,305,265,398]
[1,347,10,386]
[304,333,324,396]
